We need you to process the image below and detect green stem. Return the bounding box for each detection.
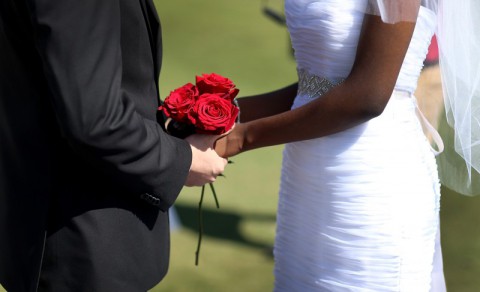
[209,183,220,209]
[195,185,205,266]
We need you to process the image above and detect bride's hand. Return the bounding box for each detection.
[214,123,246,158]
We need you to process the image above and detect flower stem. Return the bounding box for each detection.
[195,185,205,266]
[209,183,220,209]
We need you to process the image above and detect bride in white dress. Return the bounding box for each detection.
[215,0,478,290]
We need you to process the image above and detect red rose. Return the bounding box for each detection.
[188,93,239,135]
[160,83,198,123]
[196,73,239,100]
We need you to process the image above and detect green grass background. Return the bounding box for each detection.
[2,1,479,291]
[153,1,480,291]
[153,1,292,290]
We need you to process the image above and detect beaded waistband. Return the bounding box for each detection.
[297,68,344,99]
[296,69,443,155]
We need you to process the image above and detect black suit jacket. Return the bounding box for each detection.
[0,0,192,291]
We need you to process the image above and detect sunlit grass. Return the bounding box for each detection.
[3,1,478,291]
[151,1,480,291]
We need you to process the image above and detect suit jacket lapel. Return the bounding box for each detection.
[140,0,162,82]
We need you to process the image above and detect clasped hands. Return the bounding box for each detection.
[184,124,245,187]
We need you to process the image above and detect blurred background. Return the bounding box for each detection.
[152,0,480,291]
[1,1,477,292]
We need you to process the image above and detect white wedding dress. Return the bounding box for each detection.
[275,1,446,291]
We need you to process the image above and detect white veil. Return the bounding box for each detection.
[365,0,480,195]
[435,0,480,195]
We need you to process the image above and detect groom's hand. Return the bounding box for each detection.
[185,134,228,187]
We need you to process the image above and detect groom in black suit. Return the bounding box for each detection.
[0,0,226,291]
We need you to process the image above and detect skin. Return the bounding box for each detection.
[186,134,228,186]
[215,14,419,158]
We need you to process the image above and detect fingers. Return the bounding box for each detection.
[186,127,236,152]
[215,124,245,158]
[216,124,236,139]
[185,135,230,187]
[205,132,232,151]
[213,136,228,158]
[185,134,216,151]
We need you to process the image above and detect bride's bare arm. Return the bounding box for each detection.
[216,15,418,157]
[236,83,298,123]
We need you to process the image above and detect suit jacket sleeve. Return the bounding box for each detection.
[25,0,191,211]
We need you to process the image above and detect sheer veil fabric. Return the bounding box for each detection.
[436,0,480,195]
[366,0,480,195]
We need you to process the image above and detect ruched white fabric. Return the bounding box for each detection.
[274,1,445,291]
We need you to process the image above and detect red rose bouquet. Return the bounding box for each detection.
[160,73,239,138]
[159,73,239,265]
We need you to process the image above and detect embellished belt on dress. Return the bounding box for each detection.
[296,68,444,156]
[297,68,344,99]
